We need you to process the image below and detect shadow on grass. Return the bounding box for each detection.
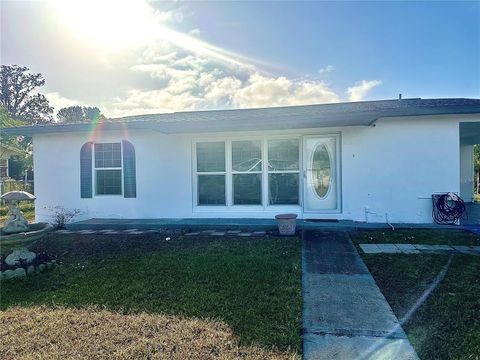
[1,233,302,354]
[363,253,480,359]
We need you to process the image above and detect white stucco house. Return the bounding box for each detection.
[4,98,480,224]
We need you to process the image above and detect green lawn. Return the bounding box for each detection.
[0,233,302,355]
[358,230,480,360]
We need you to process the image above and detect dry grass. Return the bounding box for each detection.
[0,306,299,360]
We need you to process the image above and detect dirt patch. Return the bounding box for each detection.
[0,306,298,359]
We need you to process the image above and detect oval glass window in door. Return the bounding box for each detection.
[311,143,331,199]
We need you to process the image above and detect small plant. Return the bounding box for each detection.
[47,206,82,229]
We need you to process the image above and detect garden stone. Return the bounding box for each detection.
[37,263,46,273]
[46,262,53,269]
[12,268,26,279]
[3,269,14,279]
[27,265,35,275]
[5,250,37,266]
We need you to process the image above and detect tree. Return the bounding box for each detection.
[0,65,53,124]
[0,105,24,147]
[57,106,105,123]
[0,106,31,180]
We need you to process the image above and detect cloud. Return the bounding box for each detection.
[346,80,382,101]
[43,92,82,112]
[42,1,379,117]
[232,74,339,108]
[319,65,334,74]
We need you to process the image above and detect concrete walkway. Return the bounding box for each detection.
[303,230,418,359]
[360,243,480,255]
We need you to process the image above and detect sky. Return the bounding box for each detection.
[1,0,479,119]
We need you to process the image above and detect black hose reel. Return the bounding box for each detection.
[432,192,467,225]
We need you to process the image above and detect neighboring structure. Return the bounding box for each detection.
[4,98,480,224]
[0,143,25,194]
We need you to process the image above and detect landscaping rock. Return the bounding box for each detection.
[46,262,53,269]
[12,268,26,279]
[5,250,37,266]
[3,269,14,279]
[27,265,35,275]
[37,264,46,273]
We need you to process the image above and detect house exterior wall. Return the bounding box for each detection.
[33,114,474,224]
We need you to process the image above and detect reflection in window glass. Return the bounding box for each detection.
[232,140,262,172]
[96,169,122,195]
[233,174,262,205]
[268,139,299,171]
[94,143,121,168]
[269,173,299,205]
[196,142,225,172]
[198,175,226,205]
[312,144,331,198]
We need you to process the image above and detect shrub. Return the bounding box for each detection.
[47,206,82,229]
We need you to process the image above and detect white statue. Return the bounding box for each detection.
[3,201,30,234]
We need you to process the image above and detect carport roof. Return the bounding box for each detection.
[4,97,480,136]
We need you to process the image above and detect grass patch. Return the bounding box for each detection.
[0,233,302,356]
[363,253,480,359]
[0,306,297,360]
[350,229,479,246]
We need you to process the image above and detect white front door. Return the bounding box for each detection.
[303,135,341,213]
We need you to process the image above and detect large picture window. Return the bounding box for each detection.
[94,143,122,195]
[195,137,300,208]
[196,142,226,205]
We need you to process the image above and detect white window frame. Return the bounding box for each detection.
[231,139,263,206]
[194,140,227,206]
[266,137,301,206]
[192,135,302,212]
[93,141,123,196]
[0,158,9,178]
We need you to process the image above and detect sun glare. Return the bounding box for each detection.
[51,0,264,68]
[52,0,157,50]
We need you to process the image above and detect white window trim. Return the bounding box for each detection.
[93,141,123,197]
[266,137,301,206]
[231,139,263,206]
[0,158,9,177]
[192,135,303,212]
